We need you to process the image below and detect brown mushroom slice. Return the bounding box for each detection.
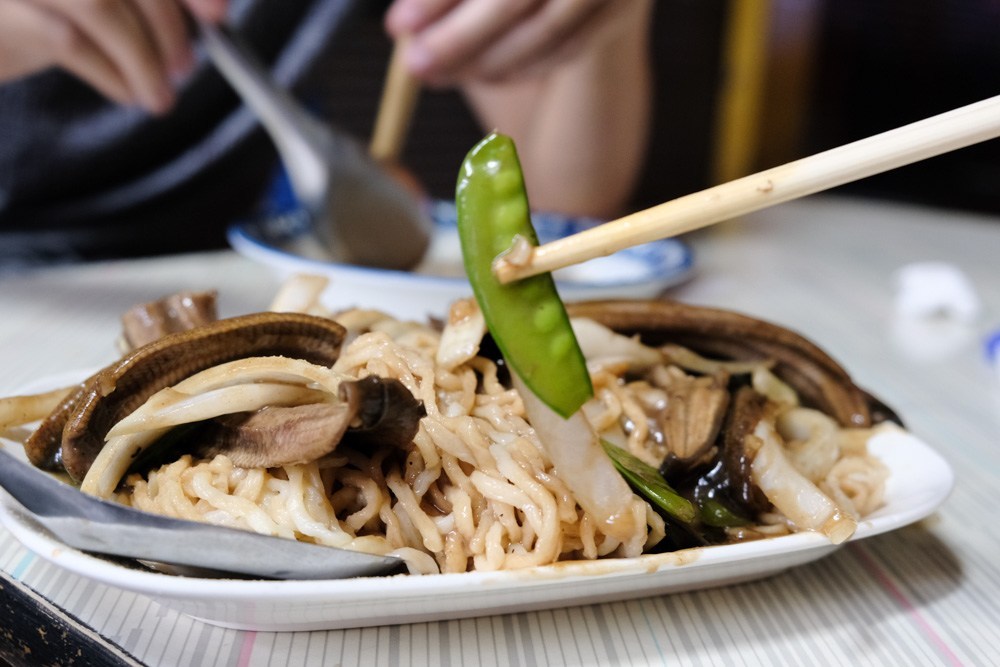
[120,290,219,351]
[197,377,426,467]
[718,386,772,514]
[653,370,730,466]
[339,376,426,450]
[566,299,876,428]
[26,312,346,481]
[195,403,356,468]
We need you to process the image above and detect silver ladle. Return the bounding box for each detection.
[0,449,403,579]
[198,23,433,270]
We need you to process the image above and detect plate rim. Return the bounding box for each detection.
[226,203,696,293]
[0,419,953,629]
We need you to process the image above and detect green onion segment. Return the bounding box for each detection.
[601,441,697,524]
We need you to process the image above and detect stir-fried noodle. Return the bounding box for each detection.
[114,310,888,575]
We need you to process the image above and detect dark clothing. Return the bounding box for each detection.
[0,0,357,266]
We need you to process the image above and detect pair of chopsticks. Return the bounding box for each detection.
[370,39,420,164]
[495,95,1000,283]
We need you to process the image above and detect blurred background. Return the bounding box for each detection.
[314,0,1000,217]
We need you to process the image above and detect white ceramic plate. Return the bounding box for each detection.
[1,401,953,632]
[228,201,695,320]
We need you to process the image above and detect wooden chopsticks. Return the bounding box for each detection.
[494,95,1000,284]
[369,39,421,164]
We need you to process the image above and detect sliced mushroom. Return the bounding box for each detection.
[719,386,772,514]
[193,403,355,468]
[25,312,347,481]
[566,299,882,428]
[120,291,218,350]
[339,376,427,450]
[652,370,730,466]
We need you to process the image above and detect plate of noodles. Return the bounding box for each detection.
[0,290,953,632]
[0,427,951,631]
[227,201,695,320]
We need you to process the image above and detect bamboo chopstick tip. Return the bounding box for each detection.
[492,259,518,284]
[492,237,536,284]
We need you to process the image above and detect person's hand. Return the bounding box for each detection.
[385,0,644,86]
[387,0,653,218]
[0,0,227,114]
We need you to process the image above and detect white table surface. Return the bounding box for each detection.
[1,195,998,666]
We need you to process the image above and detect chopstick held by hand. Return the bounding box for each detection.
[370,38,421,164]
[494,95,1000,284]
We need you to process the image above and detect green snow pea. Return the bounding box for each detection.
[455,132,593,418]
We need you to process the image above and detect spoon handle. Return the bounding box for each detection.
[0,449,401,579]
[198,22,332,212]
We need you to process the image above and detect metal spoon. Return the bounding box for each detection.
[0,449,403,580]
[198,23,433,270]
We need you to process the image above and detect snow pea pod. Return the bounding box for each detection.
[456,132,593,418]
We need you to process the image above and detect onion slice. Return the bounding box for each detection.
[750,418,857,543]
[511,372,637,542]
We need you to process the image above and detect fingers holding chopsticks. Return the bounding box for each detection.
[385,0,641,86]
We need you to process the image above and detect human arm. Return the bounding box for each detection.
[0,0,228,114]
[385,0,654,219]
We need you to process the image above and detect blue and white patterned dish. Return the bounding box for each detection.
[228,200,695,320]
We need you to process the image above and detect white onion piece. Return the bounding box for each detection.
[661,344,766,376]
[163,356,348,395]
[511,372,637,542]
[105,384,331,437]
[82,428,170,498]
[776,407,841,483]
[436,299,487,371]
[0,385,73,432]
[750,419,857,544]
[570,317,662,372]
[751,367,800,407]
[269,274,330,315]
